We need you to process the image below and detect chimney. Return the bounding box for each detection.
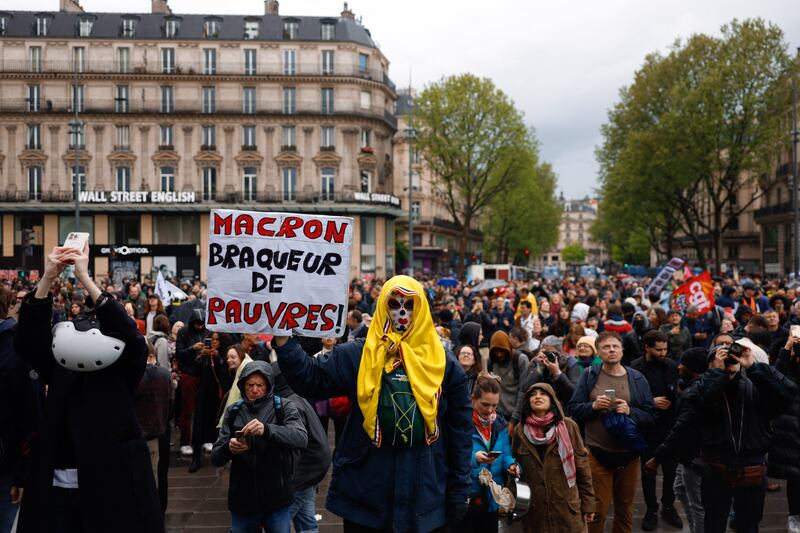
[59,0,84,13]
[151,0,172,15]
[341,2,355,20]
[265,0,279,15]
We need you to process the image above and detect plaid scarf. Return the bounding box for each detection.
[523,411,576,487]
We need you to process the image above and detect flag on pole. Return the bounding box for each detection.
[155,271,188,302]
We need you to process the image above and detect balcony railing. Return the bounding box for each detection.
[754,201,792,218]
[1,60,396,90]
[0,98,397,127]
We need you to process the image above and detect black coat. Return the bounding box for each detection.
[13,292,163,533]
[629,356,678,448]
[654,363,797,467]
[768,348,800,481]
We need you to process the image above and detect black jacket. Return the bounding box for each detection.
[654,363,797,467]
[768,348,800,480]
[629,356,678,448]
[14,292,162,533]
[212,361,308,514]
[0,317,39,487]
[175,312,207,376]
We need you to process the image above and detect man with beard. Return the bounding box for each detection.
[630,330,682,530]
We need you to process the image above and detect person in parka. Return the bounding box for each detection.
[13,245,163,533]
[512,382,596,532]
[212,360,308,531]
[273,275,473,533]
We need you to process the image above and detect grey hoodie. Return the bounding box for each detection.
[211,360,308,514]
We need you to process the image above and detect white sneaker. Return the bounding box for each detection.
[202,442,213,454]
[789,515,800,533]
[180,445,193,457]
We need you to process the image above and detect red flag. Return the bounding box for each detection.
[672,272,715,314]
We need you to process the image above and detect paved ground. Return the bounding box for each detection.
[165,445,790,533]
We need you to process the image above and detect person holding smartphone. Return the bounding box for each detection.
[13,244,163,532]
[467,374,518,533]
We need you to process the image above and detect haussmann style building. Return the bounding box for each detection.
[0,0,402,282]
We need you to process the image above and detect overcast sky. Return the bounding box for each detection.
[9,0,800,198]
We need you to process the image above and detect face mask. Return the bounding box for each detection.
[387,293,414,333]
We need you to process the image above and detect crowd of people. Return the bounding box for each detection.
[1,251,800,533]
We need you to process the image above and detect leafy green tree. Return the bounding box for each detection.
[482,133,560,264]
[594,19,795,271]
[561,243,588,264]
[412,74,530,278]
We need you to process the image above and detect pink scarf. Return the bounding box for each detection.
[523,411,576,487]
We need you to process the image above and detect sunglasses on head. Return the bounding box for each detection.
[388,298,414,310]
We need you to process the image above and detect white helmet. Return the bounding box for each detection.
[51,321,126,372]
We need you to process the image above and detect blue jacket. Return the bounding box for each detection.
[275,338,472,533]
[469,413,516,512]
[566,364,657,433]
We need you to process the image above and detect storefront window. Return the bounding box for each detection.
[59,215,94,245]
[153,215,199,244]
[109,215,140,244]
[360,216,376,273]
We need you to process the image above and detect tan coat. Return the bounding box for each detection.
[511,384,595,533]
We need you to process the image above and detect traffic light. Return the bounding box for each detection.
[21,229,34,256]
[524,249,530,256]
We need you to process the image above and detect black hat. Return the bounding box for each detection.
[680,347,708,375]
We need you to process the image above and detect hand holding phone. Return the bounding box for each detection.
[63,232,90,252]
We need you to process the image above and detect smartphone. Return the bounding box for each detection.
[204,338,212,349]
[487,451,502,458]
[604,389,616,401]
[63,232,90,251]
[234,431,244,439]
[791,325,800,338]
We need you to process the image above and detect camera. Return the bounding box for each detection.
[544,351,558,363]
[725,342,743,366]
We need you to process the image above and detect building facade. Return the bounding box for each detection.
[754,144,797,276]
[538,194,607,269]
[0,0,401,282]
[391,89,482,275]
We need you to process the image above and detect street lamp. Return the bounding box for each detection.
[71,60,82,231]
[405,127,417,276]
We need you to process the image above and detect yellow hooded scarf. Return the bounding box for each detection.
[357,275,446,446]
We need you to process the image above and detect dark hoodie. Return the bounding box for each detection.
[175,309,207,376]
[458,321,482,351]
[488,331,529,419]
[212,361,308,515]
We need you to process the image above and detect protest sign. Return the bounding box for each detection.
[205,209,353,337]
[672,271,715,314]
[646,257,684,296]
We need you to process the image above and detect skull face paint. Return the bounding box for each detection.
[387,293,415,332]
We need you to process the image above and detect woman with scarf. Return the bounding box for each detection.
[273,276,472,533]
[512,383,595,532]
[467,374,518,533]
